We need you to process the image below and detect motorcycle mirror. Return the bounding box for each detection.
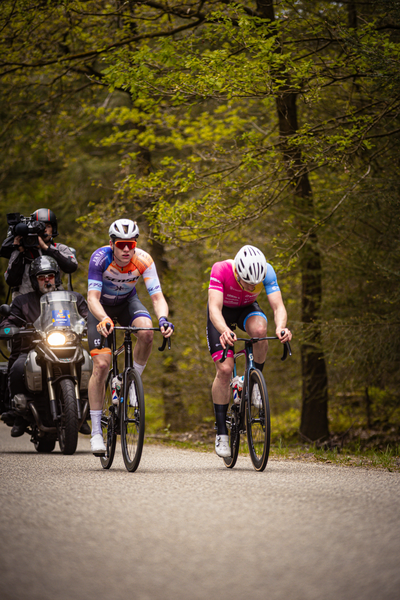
[0,304,11,317]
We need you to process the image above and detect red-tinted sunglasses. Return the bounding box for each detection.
[37,273,55,282]
[114,240,137,250]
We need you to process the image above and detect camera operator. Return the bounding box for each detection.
[1,208,78,300]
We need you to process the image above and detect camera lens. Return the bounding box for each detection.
[14,223,29,237]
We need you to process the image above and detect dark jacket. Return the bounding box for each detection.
[1,236,78,298]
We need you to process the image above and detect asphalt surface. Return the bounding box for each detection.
[0,422,399,600]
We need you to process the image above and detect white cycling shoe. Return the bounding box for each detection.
[129,382,138,407]
[91,433,106,455]
[251,384,263,409]
[215,434,231,458]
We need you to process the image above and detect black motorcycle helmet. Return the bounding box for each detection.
[29,256,62,292]
[31,208,58,238]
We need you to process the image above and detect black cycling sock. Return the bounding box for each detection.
[254,361,265,372]
[214,403,229,435]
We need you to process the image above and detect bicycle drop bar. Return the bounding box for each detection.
[158,335,171,352]
[112,325,171,352]
[219,334,291,363]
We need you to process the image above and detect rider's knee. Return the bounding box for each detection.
[138,329,154,346]
[216,361,234,384]
[92,356,110,380]
[247,322,267,339]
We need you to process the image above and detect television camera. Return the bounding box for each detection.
[6,213,47,248]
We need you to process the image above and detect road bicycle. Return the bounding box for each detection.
[99,324,170,472]
[220,332,291,471]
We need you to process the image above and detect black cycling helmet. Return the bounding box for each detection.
[31,208,58,237]
[29,256,61,292]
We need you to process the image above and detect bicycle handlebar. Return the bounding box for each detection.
[158,336,170,352]
[106,323,171,352]
[219,331,292,363]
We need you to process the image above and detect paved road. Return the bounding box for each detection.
[0,422,399,600]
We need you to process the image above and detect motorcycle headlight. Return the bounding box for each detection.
[47,331,66,346]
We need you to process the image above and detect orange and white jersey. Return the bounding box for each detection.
[88,246,162,306]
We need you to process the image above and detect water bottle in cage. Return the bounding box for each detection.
[231,375,244,404]
[111,374,122,405]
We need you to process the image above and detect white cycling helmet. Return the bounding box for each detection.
[234,245,267,284]
[109,219,139,240]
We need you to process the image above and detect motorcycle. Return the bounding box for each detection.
[0,291,92,454]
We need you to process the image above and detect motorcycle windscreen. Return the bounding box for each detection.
[34,291,85,334]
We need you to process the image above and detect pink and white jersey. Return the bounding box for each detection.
[209,259,280,307]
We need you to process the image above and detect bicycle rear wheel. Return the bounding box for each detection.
[224,403,240,469]
[246,369,270,471]
[121,367,145,472]
[100,372,117,469]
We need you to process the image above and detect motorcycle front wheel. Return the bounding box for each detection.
[57,379,79,455]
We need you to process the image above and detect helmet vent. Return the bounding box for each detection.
[234,245,267,285]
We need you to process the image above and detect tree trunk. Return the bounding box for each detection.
[258,0,329,441]
[135,140,188,431]
[147,236,187,431]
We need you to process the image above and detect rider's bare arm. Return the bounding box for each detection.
[208,288,236,348]
[87,289,109,323]
[150,291,169,320]
[267,291,292,342]
[150,292,173,338]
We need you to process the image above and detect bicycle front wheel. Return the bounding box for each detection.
[100,372,117,469]
[121,367,145,472]
[246,369,270,471]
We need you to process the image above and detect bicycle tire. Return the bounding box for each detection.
[100,372,117,469]
[224,402,240,469]
[246,369,270,471]
[120,367,145,472]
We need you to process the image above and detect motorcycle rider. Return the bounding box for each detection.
[1,256,89,437]
[1,208,77,300]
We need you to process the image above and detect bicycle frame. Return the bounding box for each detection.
[220,334,292,470]
[107,326,166,417]
[100,323,171,472]
[223,335,291,406]
[109,324,170,379]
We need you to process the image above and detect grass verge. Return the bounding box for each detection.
[145,428,400,472]
[145,405,400,472]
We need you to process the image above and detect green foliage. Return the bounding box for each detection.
[1,1,400,440]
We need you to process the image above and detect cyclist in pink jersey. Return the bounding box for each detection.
[207,245,292,458]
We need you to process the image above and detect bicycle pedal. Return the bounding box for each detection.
[93,452,105,457]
